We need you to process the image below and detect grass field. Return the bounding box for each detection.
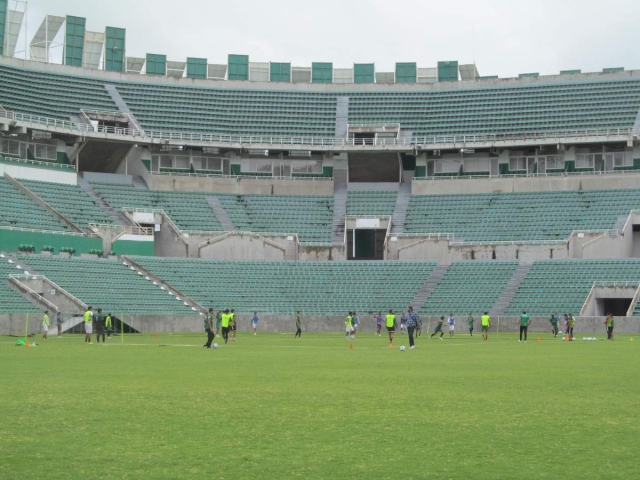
[1,331,639,479]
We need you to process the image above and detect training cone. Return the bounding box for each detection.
[25,341,29,347]
[537,337,541,342]
[388,343,393,349]
[155,333,159,337]
[349,343,353,349]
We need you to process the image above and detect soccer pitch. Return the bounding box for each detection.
[1,332,639,479]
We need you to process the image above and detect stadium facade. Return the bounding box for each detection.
[2,6,640,333]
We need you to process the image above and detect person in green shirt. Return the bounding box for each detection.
[295,311,302,339]
[568,313,575,341]
[215,310,222,335]
[221,309,231,344]
[84,306,93,344]
[345,312,354,340]
[519,311,531,342]
[203,308,215,349]
[430,316,445,340]
[230,309,237,342]
[481,312,490,341]
[105,313,113,338]
[42,310,50,340]
[94,309,106,343]
[385,310,396,345]
[605,313,614,340]
[549,313,559,338]
[468,312,474,337]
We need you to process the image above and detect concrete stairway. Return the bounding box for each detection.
[331,183,347,246]
[390,172,413,234]
[490,262,533,315]
[206,196,235,232]
[78,174,132,226]
[104,84,144,132]
[335,96,349,139]
[410,264,449,309]
[614,214,628,232]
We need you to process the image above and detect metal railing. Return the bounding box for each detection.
[0,155,75,170]
[418,169,640,181]
[0,225,89,237]
[88,223,154,236]
[154,171,333,181]
[0,108,632,148]
[593,281,640,288]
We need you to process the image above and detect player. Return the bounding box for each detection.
[230,309,237,342]
[105,313,113,338]
[83,306,93,344]
[42,310,50,340]
[295,311,302,338]
[563,313,571,335]
[605,313,614,340]
[430,316,444,340]
[56,311,63,338]
[399,310,408,334]
[215,309,222,336]
[345,312,355,340]
[467,312,474,336]
[567,313,575,341]
[406,306,419,349]
[221,309,231,344]
[94,308,106,343]
[385,310,396,346]
[352,312,359,334]
[548,313,558,337]
[447,313,455,337]
[481,312,490,341]
[252,311,259,336]
[203,308,215,348]
[519,311,530,342]
[374,312,383,336]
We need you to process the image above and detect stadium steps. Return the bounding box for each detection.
[411,264,449,308]
[490,262,533,316]
[78,174,133,227]
[390,174,413,234]
[206,196,235,232]
[614,214,629,231]
[331,183,347,246]
[105,84,144,133]
[5,174,83,233]
[335,96,349,139]
[122,256,204,314]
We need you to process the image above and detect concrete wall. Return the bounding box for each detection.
[115,146,151,187]
[198,233,291,261]
[154,219,189,258]
[299,245,346,261]
[413,173,640,195]
[149,175,333,195]
[0,163,77,184]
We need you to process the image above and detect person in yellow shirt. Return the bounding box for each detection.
[84,306,93,344]
[42,310,50,340]
[221,309,231,344]
[230,309,237,342]
[481,312,490,341]
[385,309,396,346]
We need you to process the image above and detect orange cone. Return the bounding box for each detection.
[388,343,393,349]
[537,337,541,342]
[349,343,353,349]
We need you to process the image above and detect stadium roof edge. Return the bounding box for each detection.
[3,56,640,94]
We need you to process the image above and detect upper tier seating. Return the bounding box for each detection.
[19,179,112,229]
[132,257,436,316]
[0,258,42,313]
[17,255,196,315]
[422,261,519,317]
[346,191,398,217]
[0,64,117,120]
[217,195,334,243]
[91,182,223,232]
[0,177,69,231]
[505,260,640,315]
[404,189,640,242]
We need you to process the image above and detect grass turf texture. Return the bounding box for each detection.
[1,332,639,479]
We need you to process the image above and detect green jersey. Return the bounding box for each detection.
[468,316,474,328]
[42,314,50,327]
[435,319,444,331]
[205,314,213,330]
[84,310,92,323]
[520,314,530,327]
[345,316,353,328]
[385,314,395,328]
[296,315,301,329]
[481,315,490,327]
[568,317,575,327]
[606,316,614,327]
[550,316,558,326]
[105,316,112,328]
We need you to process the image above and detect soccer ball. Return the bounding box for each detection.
[213,343,219,349]
[400,346,406,351]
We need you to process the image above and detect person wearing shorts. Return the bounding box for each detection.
[230,309,237,342]
[468,313,474,336]
[345,312,355,340]
[605,313,614,340]
[95,308,107,343]
[519,311,530,342]
[385,310,396,346]
[430,316,445,340]
[215,310,222,335]
[56,311,63,338]
[447,313,455,337]
[295,311,302,338]
[105,313,113,338]
[42,310,50,340]
[400,311,407,334]
[221,309,231,344]
[84,306,93,344]
[252,311,259,336]
[549,313,559,338]
[352,312,359,334]
[481,312,490,341]
[203,308,215,348]
[568,313,575,341]
[375,312,383,336]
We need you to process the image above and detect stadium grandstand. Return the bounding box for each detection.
[2,5,640,334]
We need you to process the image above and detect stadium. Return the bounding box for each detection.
[1,1,639,479]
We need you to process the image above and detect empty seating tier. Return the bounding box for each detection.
[405,189,640,242]
[0,259,42,313]
[19,179,113,229]
[422,261,519,317]
[505,260,640,315]
[347,191,398,217]
[132,257,436,316]
[217,195,334,243]
[17,255,196,315]
[0,177,69,231]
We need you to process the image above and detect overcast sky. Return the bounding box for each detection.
[20,0,640,78]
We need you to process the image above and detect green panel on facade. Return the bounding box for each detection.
[354,63,374,84]
[518,72,539,78]
[0,0,7,56]
[112,239,154,256]
[0,230,102,256]
[186,57,207,79]
[312,62,332,83]
[560,69,581,75]
[105,27,126,72]
[228,54,249,80]
[64,16,86,67]
[395,62,416,83]
[603,67,624,73]
[146,53,166,75]
[414,165,426,178]
[270,62,291,82]
[437,61,458,82]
